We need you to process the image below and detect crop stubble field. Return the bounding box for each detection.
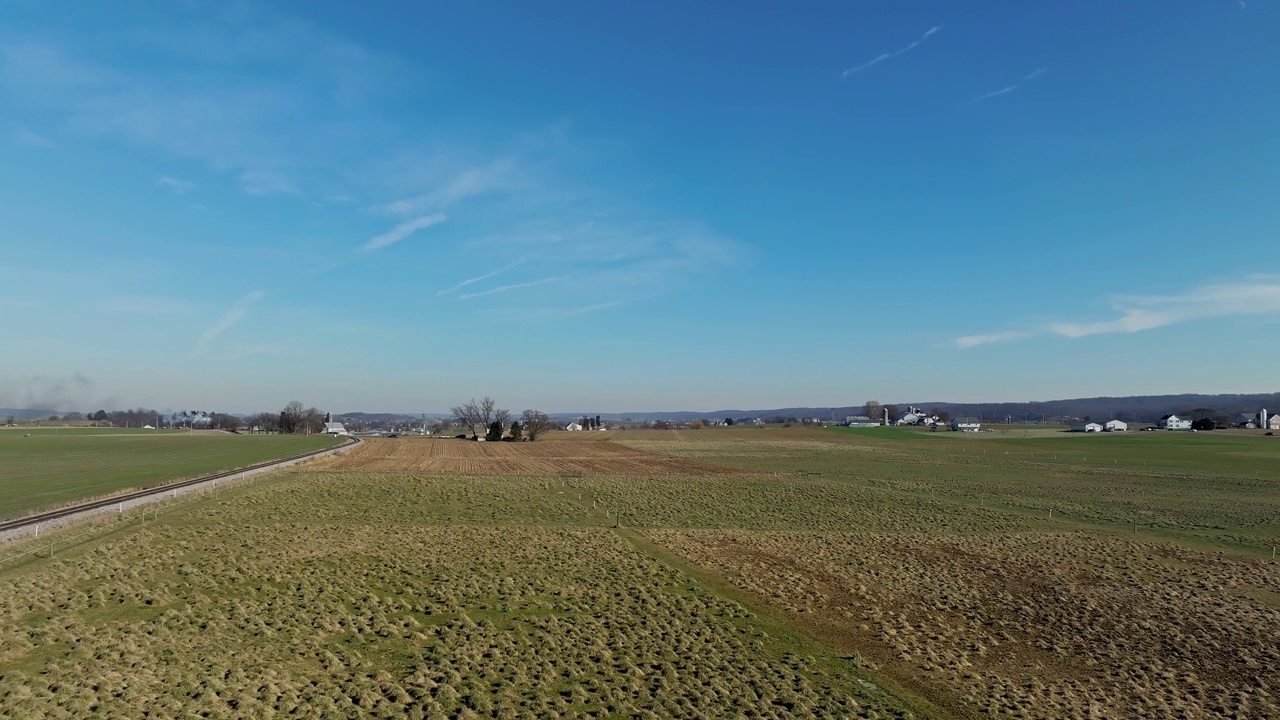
[2,429,1277,719]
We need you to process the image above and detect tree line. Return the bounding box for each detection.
[450,397,554,441]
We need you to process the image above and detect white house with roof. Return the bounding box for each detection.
[1158,414,1192,430]
[1104,420,1128,432]
[950,417,981,432]
[322,421,348,436]
[565,422,583,431]
[1071,422,1103,432]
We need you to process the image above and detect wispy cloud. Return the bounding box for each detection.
[364,213,447,251]
[842,26,943,77]
[972,85,1019,102]
[1049,279,1280,338]
[437,259,527,297]
[0,14,405,198]
[95,296,190,315]
[13,124,56,148]
[954,331,1033,349]
[458,276,564,301]
[973,66,1048,102]
[157,176,194,194]
[195,290,265,356]
[955,277,1280,348]
[380,158,521,216]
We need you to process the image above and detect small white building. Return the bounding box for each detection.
[1104,420,1128,432]
[565,422,583,431]
[950,417,981,432]
[1071,422,1104,433]
[1268,414,1280,430]
[1159,414,1192,431]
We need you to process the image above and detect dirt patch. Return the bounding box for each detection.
[649,529,1280,719]
[321,438,756,477]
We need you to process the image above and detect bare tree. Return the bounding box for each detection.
[862,400,882,421]
[280,401,306,434]
[520,409,553,441]
[249,412,279,433]
[451,399,482,438]
[452,396,508,439]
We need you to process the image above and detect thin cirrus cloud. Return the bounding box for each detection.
[379,158,521,217]
[363,213,447,251]
[194,290,265,356]
[972,67,1048,102]
[954,278,1280,348]
[457,276,565,301]
[437,259,527,297]
[954,331,1033,350]
[842,26,943,77]
[157,176,195,194]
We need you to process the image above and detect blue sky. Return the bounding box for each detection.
[2,0,1277,414]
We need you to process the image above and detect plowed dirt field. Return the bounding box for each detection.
[323,437,754,476]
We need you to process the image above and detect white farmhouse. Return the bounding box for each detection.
[1159,414,1192,431]
[1104,420,1128,432]
[1071,422,1104,433]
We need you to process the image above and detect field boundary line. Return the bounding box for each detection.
[0,437,360,545]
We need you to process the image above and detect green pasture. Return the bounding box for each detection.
[0,431,341,519]
[0,427,186,436]
[824,423,1280,478]
[626,426,1280,553]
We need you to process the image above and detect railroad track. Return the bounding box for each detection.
[0,436,360,535]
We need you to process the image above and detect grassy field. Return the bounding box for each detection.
[0,430,342,519]
[1,430,1276,719]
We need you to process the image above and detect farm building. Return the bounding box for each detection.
[1270,415,1280,430]
[896,406,940,426]
[565,422,583,431]
[950,417,981,432]
[843,415,880,428]
[1158,414,1192,431]
[1236,413,1258,429]
[1071,422,1103,433]
[322,421,349,436]
[1104,420,1128,432]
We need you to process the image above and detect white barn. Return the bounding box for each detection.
[950,417,981,432]
[1071,422,1103,433]
[1104,420,1128,432]
[565,422,583,431]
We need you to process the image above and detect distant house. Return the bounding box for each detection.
[1104,420,1128,432]
[1269,415,1280,430]
[1158,414,1192,431]
[950,417,981,432]
[1071,422,1104,433]
[565,422,583,431]
[843,415,880,428]
[322,421,349,436]
[1236,413,1258,429]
